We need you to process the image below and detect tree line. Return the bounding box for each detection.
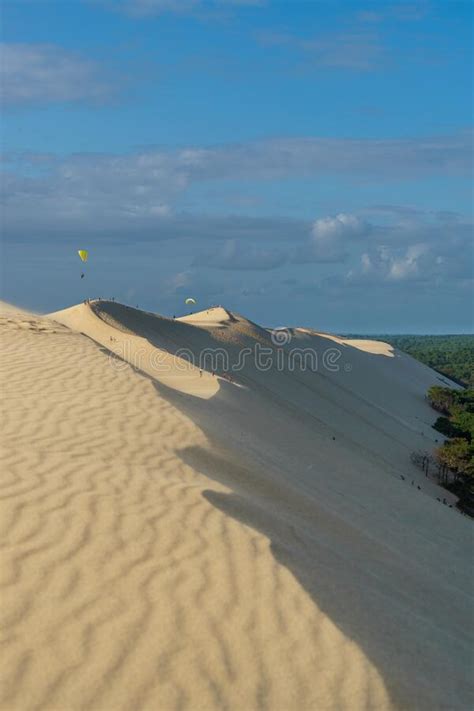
[389,336,474,387]
[425,386,474,516]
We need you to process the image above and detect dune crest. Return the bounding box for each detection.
[1,300,472,711]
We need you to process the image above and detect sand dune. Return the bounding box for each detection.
[1,300,472,711]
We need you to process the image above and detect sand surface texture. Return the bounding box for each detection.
[1,300,472,711]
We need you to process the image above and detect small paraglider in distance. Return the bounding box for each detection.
[78,249,88,279]
[185,297,197,314]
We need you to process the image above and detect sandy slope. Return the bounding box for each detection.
[0,300,472,711]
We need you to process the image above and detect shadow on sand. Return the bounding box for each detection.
[149,374,471,710]
[177,442,471,711]
[88,303,470,710]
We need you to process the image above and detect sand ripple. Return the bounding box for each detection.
[1,306,470,711]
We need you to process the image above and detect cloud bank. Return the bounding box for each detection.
[2,134,471,327]
[0,43,116,107]
[2,128,471,232]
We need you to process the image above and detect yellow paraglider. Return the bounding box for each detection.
[185,297,196,305]
[77,250,88,279]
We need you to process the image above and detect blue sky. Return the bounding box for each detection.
[1,0,473,332]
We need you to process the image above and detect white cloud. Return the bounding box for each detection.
[193,238,287,270]
[349,243,432,283]
[115,0,264,17]
[388,243,429,280]
[311,213,368,242]
[260,2,432,72]
[0,43,116,107]
[1,138,472,269]
[259,29,384,71]
[356,2,430,24]
[174,131,472,180]
[2,130,470,228]
[292,213,370,263]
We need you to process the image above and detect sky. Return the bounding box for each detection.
[1,0,473,333]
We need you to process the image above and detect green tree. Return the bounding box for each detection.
[436,439,474,478]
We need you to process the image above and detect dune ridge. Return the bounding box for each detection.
[0,300,472,711]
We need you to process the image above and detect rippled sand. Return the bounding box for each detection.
[1,301,472,711]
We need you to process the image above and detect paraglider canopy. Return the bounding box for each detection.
[78,250,88,262]
[185,297,196,305]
